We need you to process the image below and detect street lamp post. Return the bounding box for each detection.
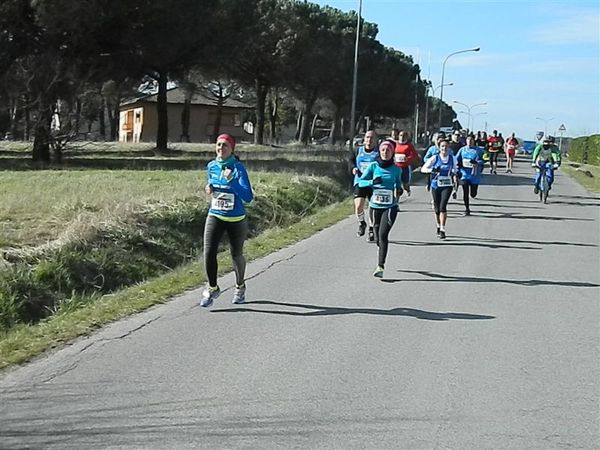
[349,0,363,151]
[453,101,487,131]
[536,116,554,138]
[438,47,480,130]
[425,82,453,139]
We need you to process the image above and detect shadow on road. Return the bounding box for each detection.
[211,301,495,321]
[451,235,598,248]
[389,239,540,250]
[465,211,594,221]
[383,270,600,288]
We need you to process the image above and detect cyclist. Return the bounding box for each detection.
[358,139,403,278]
[421,138,458,239]
[352,130,379,241]
[393,130,419,196]
[201,133,254,307]
[456,134,485,215]
[532,136,561,194]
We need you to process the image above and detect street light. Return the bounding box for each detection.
[349,0,363,151]
[536,116,554,137]
[438,47,480,130]
[424,82,453,139]
[453,101,487,131]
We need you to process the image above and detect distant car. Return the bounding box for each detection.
[522,140,537,154]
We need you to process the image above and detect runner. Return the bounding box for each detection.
[201,133,254,307]
[456,134,485,215]
[421,138,458,239]
[393,130,419,196]
[486,130,503,174]
[504,132,519,173]
[352,130,379,241]
[357,139,403,278]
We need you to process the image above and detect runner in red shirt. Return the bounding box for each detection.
[486,130,503,174]
[393,130,419,196]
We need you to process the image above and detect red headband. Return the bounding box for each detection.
[217,133,236,151]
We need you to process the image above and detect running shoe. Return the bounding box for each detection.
[533,186,539,194]
[367,228,375,242]
[464,209,471,216]
[200,285,221,307]
[439,231,446,240]
[493,170,497,175]
[232,284,246,304]
[356,220,366,237]
[373,265,384,278]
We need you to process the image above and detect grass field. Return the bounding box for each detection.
[562,160,600,193]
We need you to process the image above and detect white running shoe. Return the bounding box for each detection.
[200,285,221,307]
[373,266,384,278]
[232,285,246,304]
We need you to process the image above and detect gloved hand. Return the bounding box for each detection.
[372,176,383,185]
[431,167,441,174]
[470,159,478,165]
[553,163,559,169]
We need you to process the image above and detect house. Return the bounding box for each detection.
[119,87,253,143]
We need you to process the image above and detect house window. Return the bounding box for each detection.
[135,111,141,122]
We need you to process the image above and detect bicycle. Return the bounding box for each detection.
[535,160,557,204]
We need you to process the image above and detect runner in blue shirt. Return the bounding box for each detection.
[358,139,403,278]
[421,138,458,239]
[200,133,254,307]
[352,130,379,241]
[456,134,485,216]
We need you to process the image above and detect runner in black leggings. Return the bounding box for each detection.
[200,133,254,307]
[421,139,457,239]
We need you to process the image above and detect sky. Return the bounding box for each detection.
[313,0,600,140]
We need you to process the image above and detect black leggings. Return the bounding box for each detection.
[431,187,452,214]
[461,181,479,209]
[372,207,398,267]
[203,215,248,287]
[489,151,499,167]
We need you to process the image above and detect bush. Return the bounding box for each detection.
[0,175,347,330]
[568,134,600,166]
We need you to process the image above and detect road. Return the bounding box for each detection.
[1,159,599,449]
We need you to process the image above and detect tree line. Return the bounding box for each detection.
[0,0,456,162]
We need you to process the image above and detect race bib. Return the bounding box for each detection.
[507,144,516,151]
[437,176,453,187]
[211,192,235,211]
[359,162,370,173]
[462,159,473,168]
[372,189,393,205]
[394,153,406,163]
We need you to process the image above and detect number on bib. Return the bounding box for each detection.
[437,176,453,187]
[211,192,235,211]
[359,162,370,173]
[462,159,473,169]
[394,153,406,163]
[372,189,393,205]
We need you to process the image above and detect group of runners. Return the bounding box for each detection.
[197,129,562,307]
[351,127,562,278]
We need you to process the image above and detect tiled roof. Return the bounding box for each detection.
[122,87,252,109]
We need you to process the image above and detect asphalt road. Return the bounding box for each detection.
[1,159,599,449]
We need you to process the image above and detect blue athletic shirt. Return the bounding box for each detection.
[422,154,457,190]
[354,145,379,186]
[358,161,402,209]
[206,155,253,221]
[456,146,485,184]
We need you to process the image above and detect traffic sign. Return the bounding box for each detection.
[558,124,566,132]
